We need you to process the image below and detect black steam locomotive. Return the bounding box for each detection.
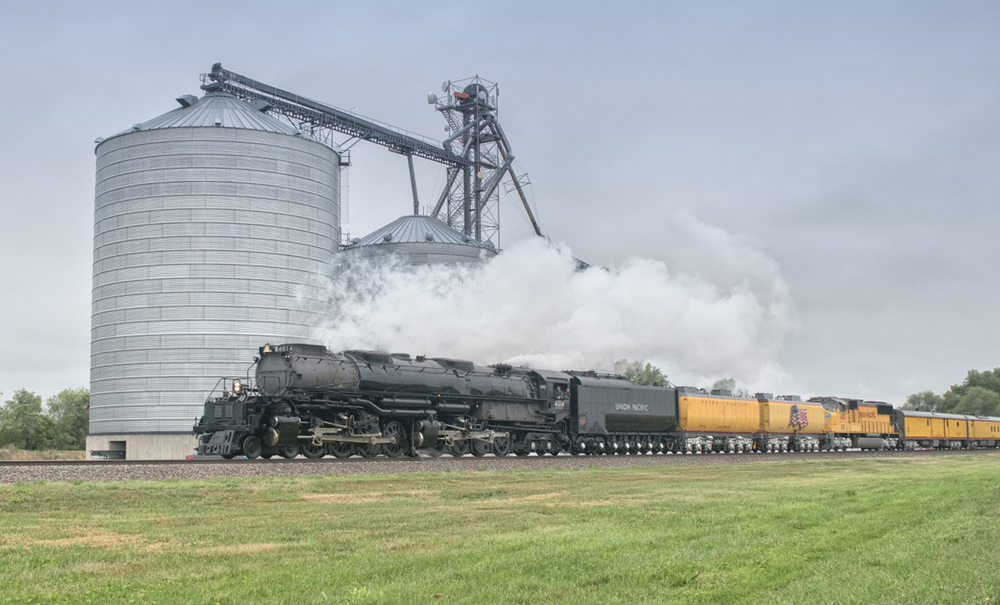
[194,343,674,458]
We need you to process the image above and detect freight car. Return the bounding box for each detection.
[193,343,1000,458]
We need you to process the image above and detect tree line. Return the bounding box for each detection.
[903,369,1000,416]
[0,388,90,450]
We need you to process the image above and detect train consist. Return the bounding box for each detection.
[194,343,1000,459]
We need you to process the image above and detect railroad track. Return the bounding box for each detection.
[1,448,996,485]
[0,446,989,467]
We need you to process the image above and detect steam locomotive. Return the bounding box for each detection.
[193,343,1000,458]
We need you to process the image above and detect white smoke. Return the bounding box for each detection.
[312,216,798,391]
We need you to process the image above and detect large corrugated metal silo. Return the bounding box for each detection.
[88,91,340,459]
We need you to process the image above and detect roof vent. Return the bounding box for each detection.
[176,95,198,108]
[213,118,223,127]
[383,233,393,242]
[425,233,435,242]
[351,238,361,245]
[131,123,142,132]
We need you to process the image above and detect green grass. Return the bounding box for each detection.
[1,455,998,604]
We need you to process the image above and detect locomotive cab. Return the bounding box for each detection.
[528,370,574,413]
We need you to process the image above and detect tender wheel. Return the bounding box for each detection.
[301,442,326,459]
[492,436,511,457]
[328,442,354,458]
[382,421,408,458]
[279,444,300,459]
[242,435,262,460]
[471,439,491,457]
[449,440,470,457]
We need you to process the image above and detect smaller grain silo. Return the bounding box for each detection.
[341,215,497,265]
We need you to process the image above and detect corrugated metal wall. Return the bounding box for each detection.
[91,127,339,434]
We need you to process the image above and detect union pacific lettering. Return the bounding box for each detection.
[857,409,879,419]
[615,403,650,412]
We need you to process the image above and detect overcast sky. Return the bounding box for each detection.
[1,0,998,405]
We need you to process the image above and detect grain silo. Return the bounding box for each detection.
[88,90,340,459]
[341,214,497,265]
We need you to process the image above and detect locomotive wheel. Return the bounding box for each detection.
[357,442,382,458]
[492,436,511,457]
[279,444,300,459]
[328,442,354,458]
[382,421,408,458]
[301,442,326,459]
[449,440,470,457]
[425,443,447,457]
[242,436,262,459]
[221,453,236,460]
[471,439,491,457]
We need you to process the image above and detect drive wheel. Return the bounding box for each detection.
[449,440,470,457]
[492,436,511,457]
[382,421,408,458]
[328,442,354,458]
[425,443,447,457]
[279,444,300,459]
[357,441,382,458]
[471,439,491,457]
[301,442,326,459]
[242,435,262,459]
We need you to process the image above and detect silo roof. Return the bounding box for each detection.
[107,91,306,138]
[345,215,493,249]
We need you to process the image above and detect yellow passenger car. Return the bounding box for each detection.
[895,410,1000,449]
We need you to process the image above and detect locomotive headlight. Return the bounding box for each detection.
[232,379,243,394]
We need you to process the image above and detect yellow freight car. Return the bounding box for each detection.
[757,395,827,452]
[675,387,759,453]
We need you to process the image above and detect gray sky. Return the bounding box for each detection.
[1,0,998,405]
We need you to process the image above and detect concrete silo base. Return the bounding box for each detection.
[86,434,198,460]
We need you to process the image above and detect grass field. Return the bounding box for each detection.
[1,455,997,605]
